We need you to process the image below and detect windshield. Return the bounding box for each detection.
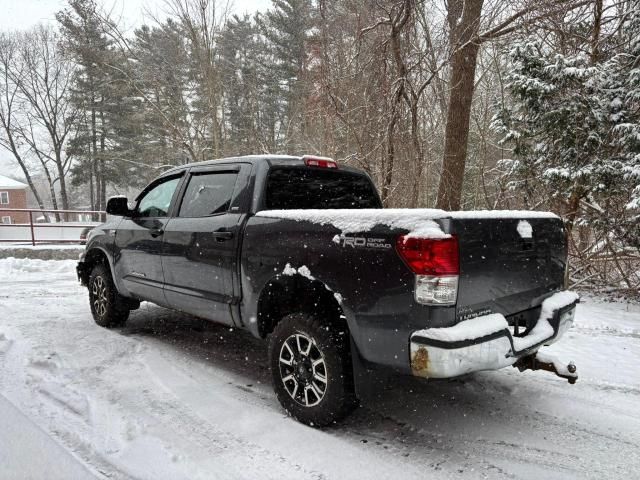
[265,167,381,210]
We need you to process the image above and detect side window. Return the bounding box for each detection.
[137,177,181,218]
[179,172,238,217]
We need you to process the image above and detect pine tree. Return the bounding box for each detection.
[259,0,315,151]
[131,20,194,171]
[601,5,640,246]
[220,15,262,154]
[493,20,640,252]
[58,0,117,210]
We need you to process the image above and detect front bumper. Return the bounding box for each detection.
[76,256,89,286]
[410,291,579,379]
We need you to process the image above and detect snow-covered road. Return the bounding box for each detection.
[1,258,639,479]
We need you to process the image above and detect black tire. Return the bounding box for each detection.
[88,264,129,328]
[269,312,358,427]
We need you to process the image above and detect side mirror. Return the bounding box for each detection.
[106,196,131,216]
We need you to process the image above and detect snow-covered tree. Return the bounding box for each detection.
[493,8,640,252]
[607,7,640,213]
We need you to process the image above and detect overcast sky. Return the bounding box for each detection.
[0,0,271,179]
[0,0,272,31]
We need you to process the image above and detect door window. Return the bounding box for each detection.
[136,177,181,218]
[178,172,238,217]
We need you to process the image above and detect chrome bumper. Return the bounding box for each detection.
[410,291,579,379]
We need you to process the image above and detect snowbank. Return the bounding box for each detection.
[0,395,98,479]
[0,244,84,250]
[0,257,78,276]
[0,246,83,261]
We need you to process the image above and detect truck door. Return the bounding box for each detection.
[114,173,183,306]
[161,164,250,325]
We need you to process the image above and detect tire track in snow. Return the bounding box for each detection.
[349,406,609,479]
[113,304,640,479]
[347,375,640,479]
[43,323,329,480]
[132,325,517,479]
[137,343,428,480]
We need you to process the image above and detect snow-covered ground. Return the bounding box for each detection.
[1,257,639,479]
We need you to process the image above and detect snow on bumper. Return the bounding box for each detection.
[410,291,579,378]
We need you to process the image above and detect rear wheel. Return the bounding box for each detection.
[88,264,129,328]
[269,312,357,427]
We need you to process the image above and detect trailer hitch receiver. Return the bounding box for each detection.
[514,351,578,384]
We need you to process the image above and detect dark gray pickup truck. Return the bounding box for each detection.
[77,155,578,426]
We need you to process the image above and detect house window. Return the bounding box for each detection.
[1,216,11,224]
[0,191,8,204]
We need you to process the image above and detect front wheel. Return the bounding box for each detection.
[88,264,129,328]
[269,313,358,427]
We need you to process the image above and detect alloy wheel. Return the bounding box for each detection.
[91,275,108,318]
[279,333,327,407]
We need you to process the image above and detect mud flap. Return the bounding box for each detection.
[350,336,392,402]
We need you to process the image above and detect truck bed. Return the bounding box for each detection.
[246,208,566,371]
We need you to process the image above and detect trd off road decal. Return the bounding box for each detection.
[339,236,392,249]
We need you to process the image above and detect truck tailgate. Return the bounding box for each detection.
[450,216,566,320]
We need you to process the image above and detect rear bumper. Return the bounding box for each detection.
[410,291,579,378]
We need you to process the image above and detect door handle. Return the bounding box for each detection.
[212,230,233,241]
[150,227,164,237]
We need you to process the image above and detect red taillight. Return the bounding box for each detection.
[396,235,459,275]
[303,155,338,169]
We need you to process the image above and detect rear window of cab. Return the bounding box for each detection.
[265,167,382,210]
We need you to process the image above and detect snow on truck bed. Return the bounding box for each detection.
[1,258,640,480]
[255,208,559,236]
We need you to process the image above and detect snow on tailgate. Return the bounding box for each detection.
[255,208,559,237]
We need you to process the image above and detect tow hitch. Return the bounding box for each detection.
[514,351,578,384]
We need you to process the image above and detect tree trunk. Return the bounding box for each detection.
[55,149,69,211]
[99,104,106,210]
[3,137,46,211]
[91,85,99,214]
[23,173,45,212]
[88,140,95,214]
[409,100,423,207]
[380,0,413,207]
[436,0,484,211]
[563,186,583,286]
[590,0,603,64]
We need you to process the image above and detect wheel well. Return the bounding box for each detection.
[79,248,110,285]
[257,276,347,338]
